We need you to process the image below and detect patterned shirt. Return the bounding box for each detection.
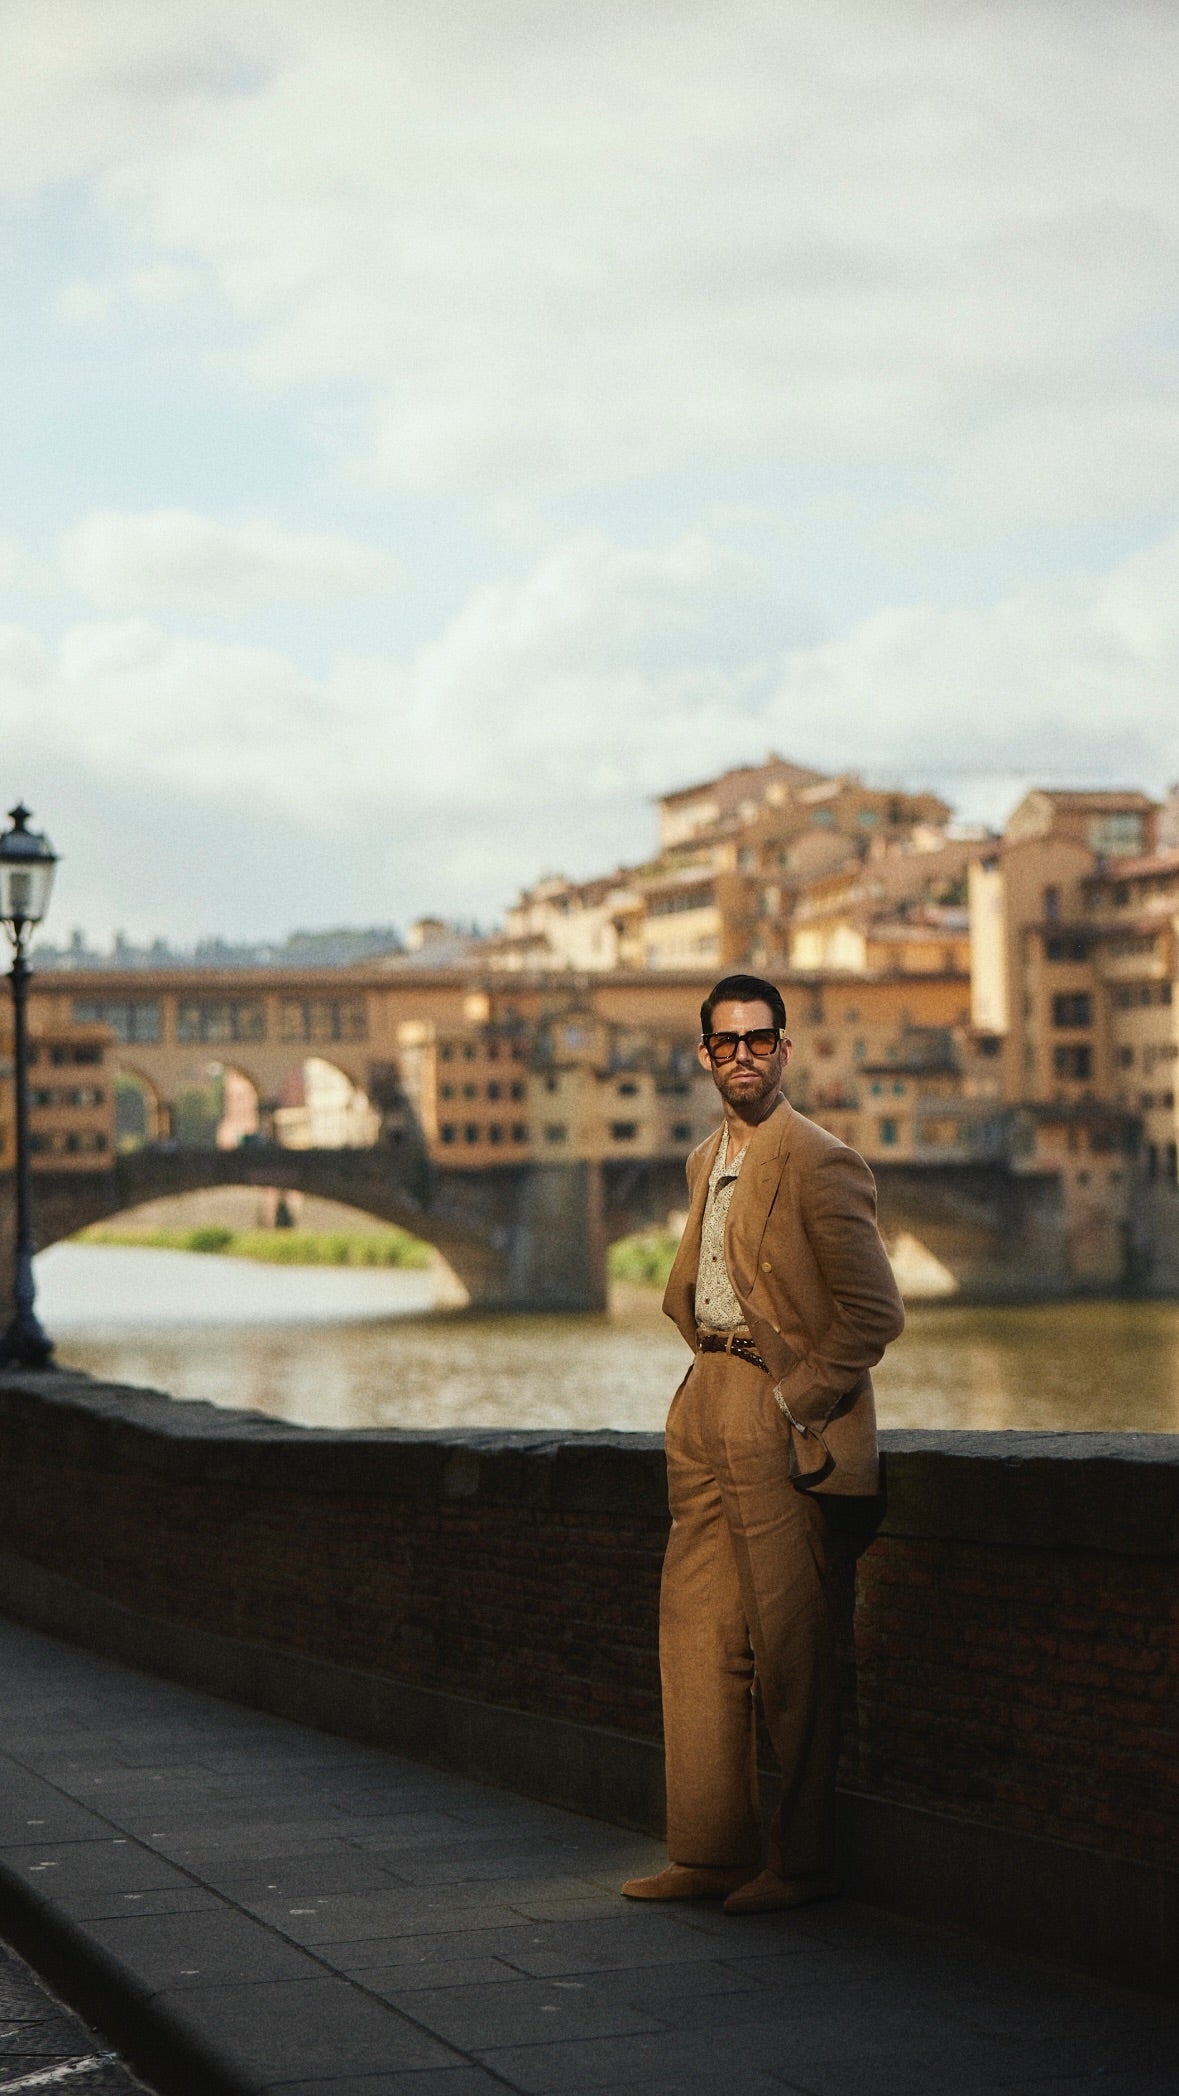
[693,1128,748,1331]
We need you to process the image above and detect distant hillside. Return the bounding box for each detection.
[32,925,404,971]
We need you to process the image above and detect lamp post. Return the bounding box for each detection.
[0,805,59,1368]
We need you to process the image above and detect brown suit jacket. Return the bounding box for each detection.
[662,1095,905,1496]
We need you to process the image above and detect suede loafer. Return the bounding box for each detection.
[621,1863,751,1901]
[722,1867,839,1915]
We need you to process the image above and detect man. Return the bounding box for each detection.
[622,973,904,1915]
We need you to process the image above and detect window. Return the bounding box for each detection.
[440,1082,454,1099]
[647,886,715,917]
[617,1079,638,1095]
[440,1043,454,1061]
[1118,1047,1135,1068]
[878,1118,898,1144]
[1052,993,1092,1028]
[488,1124,503,1144]
[544,1123,567,1143]
[1043,885,1060,922]
[487,1081,501,1100]
[278,998,367,1043]
[462,1082,476,1099]
[1054,1044,1092,1080]
[671,1121,692,1141]
[440,1124,456,1144]
[509,1081,525,1100]
[177,1000,265,1044]
[610,1121,638,1140]
[1089,812,1144,855]
[464,1123,479,1143]
[511,1122,528,1142]
[72,998,162,1044]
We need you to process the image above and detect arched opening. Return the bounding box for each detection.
[113,1065,166,1150]
[272,1058,380,1149]
[170,1067,224,1148]
[215,1066,261,1151]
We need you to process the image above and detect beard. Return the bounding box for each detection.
[715,1058,781,1118]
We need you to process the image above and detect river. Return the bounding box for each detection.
[29,1242,1179,1436]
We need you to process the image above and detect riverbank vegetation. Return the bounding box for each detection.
[78,1224,433,1269]
[607,1230,681,1287]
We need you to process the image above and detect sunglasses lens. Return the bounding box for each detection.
[705,1029,779,1062]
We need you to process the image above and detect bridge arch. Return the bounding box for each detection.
[25,1152,629,1314]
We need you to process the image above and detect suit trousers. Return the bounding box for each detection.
[660,1347,840,1878]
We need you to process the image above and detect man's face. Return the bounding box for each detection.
[697,998,791,1119]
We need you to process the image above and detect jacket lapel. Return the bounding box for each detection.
[724,1095,792,1298]
[661,1125,723,1349]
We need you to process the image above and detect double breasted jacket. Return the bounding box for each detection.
[662,1095,905,1496]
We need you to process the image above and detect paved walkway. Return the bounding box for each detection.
[0,1617,1173,2096]
[0,1928,154,2094]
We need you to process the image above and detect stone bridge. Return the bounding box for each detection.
[4,1146,692,1316]
[3,1140,1132,1324]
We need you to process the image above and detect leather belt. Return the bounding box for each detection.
[696,1329,770,1374]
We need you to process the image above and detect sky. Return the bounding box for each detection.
[2,0,1179,944]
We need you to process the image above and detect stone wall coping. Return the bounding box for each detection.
[1,1369,1176,1555]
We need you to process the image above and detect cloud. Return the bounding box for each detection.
[7,1,1179,520]
[58,508,403,611]
[2,522,1178,941]
[0,536,53,597]
[13,4,1158,519]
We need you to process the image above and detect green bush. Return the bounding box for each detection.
[77,1223,432,1269]
[184,1225,236,1254]
[607,1230,681,1287]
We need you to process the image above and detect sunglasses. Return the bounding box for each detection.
[702,1028,781,1064]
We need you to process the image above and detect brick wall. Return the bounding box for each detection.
[0,1373,1174,1871]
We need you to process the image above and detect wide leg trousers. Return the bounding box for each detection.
[660,1347,840,1879]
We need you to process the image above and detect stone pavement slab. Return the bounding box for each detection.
[0,1615,1175,2096]
[0,1924,155,2093]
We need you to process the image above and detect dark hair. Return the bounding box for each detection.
[700,974,787,1037]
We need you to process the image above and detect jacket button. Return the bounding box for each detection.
[761,1260,772,1272]
[771,1322,781,1334]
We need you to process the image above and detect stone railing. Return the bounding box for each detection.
[0,1369,1173,1990]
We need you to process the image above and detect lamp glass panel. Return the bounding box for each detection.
[0,856,55,926]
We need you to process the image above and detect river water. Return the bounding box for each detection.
[31,1243,1179,1436]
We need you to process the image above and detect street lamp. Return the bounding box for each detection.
[0,804,59,1367]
